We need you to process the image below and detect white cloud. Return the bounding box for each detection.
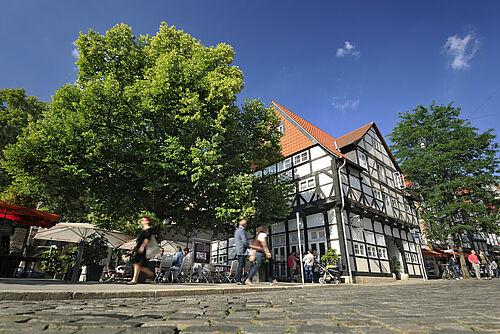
[71,42,80,59]
[442,33,479,70]
[332,96,360,111]
[336,41,360,57]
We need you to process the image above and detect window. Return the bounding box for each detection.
[405,252,412,263]
[299,177,315,191]
[357,151,367,169]
[279,170,292,181]
[277,122,285,135]
[393,172,406,189]
[377,164,386,181]
[353,243,366,256]
[377,247,388,259]
[374,140,380,151]
[367,245,377,258]
[264,165,276,175]
[293,151,309,165]
[373,189,382,200]
[391,198,398,209]
[412,253,418,263]
[383,195,392,209]
[278,158,292,172]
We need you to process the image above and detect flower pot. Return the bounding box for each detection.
[86,264,104,281]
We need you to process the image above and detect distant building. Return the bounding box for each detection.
[212,101,425,283]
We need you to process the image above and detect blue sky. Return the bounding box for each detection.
[1,1,499,143]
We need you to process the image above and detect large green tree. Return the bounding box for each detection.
[3,23,291,236]
[389,102,499,277]
[0,88,46,205]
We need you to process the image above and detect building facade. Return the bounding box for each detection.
[212,101,425,282]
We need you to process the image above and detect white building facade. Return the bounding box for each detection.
[212,101,425,282]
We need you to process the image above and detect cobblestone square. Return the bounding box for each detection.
[0,280,498,333]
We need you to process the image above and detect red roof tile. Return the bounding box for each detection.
[336,122,374,148]
[271,101,346,159]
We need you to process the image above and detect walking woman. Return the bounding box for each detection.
[287,250,299,283]
[129,216,155,284]
[245,226,277,286]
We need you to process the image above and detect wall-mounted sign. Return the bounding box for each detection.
[194,240,211,264]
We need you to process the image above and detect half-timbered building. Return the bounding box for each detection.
[212,101,425,283]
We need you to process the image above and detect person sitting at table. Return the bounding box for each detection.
[171,246,184,281]
[154,248,164,261]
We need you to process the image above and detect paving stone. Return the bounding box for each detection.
[120,326,177,333]
[149,319,209,328]
[179,325,240,333]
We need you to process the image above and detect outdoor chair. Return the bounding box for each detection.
[202,263,216,283]
[178,257,193,283]
[156,255,173,283]
[223,260,238,283]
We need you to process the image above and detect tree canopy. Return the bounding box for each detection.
[389,102,499,275]
[3,23,291,235]
[0,88,46,205]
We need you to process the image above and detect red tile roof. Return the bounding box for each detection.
[336,121,403,173]
[271,100,403,174]
[336,122,374,148]
[271,101,346,159]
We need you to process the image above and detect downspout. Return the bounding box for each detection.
[338,158,353,284]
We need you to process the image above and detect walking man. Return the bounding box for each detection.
[234,219,249,285]
[468,250,481,280]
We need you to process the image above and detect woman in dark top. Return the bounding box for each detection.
[129,216,154,284]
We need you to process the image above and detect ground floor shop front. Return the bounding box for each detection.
[212,205,425,283]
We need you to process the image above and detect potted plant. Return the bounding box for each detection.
[82,234,108,281]
[389,256,402,280]
[321,249,340,268]
[41,248,63,279]
[61,246,79,281]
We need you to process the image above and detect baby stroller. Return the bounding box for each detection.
[318,263,341,284]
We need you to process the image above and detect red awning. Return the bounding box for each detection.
[434,248,471,258]
[0,202,60,228]
[422,249,448,258]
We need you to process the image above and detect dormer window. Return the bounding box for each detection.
[277,122,285,135]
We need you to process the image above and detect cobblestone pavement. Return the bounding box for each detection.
[0,279,499,333]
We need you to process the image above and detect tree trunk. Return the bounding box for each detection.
[455,232,470,279]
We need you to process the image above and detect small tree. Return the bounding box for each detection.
[389,102,499,278]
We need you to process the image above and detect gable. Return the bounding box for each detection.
[277,112,316,157]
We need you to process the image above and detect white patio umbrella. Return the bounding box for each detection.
[35,222,134,248]
[119,238,184,254]
[34,222,135,282]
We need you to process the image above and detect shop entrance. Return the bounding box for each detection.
[387,237,404,279]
